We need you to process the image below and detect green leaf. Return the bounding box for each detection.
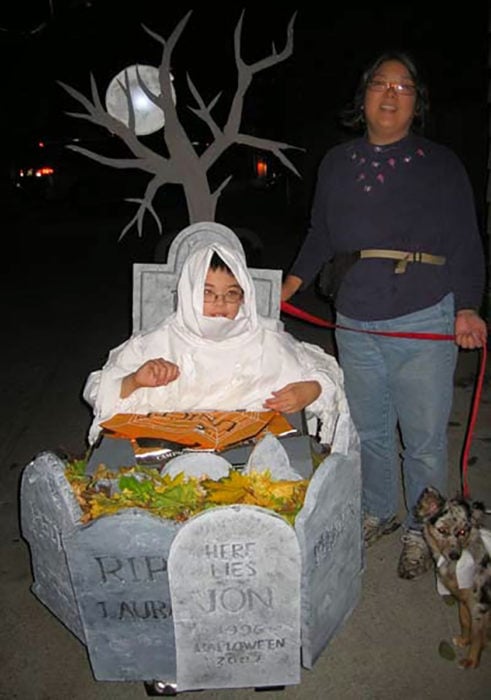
[65,457,89,481]
[152,482,202,511]
[119,475,154,498]
[438,640,456,661]
[66,462,308,524]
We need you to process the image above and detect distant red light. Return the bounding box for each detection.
[256,159,268,178]
[38,141,45,148]
[36,167,55,177]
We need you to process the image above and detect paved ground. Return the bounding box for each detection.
[1,207,490,699]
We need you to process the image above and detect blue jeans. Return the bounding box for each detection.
[335,294,458,531]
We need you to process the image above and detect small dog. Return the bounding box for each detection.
[415,486,491,669]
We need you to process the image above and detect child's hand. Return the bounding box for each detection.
[121,359,180,398]
[263,381,321,413]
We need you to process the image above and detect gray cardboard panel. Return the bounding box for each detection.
[20,451,85,642]
[63,510,180,682]
[295,449,363,668]
[21,437,363,687]
[168,505,301,691]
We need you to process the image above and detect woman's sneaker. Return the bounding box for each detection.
[397,530,432,579]
[363,514,400,547]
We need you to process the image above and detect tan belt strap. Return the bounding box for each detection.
[359,249,446,274]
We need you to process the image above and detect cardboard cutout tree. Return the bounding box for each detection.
[58,10,300,240]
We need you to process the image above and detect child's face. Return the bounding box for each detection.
[203,267,244,318]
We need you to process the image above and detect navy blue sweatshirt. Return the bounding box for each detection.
[290,133,485,321]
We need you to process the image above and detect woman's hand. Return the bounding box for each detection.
[455,310,488,350]
[121,358,180,398]
[263,381,321,413]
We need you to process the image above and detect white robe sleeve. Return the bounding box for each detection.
[83,335,149,445]
[295,340,353,455]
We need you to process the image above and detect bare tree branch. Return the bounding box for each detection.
[200,12,298,174]
[65,145,141,171]
[186,74,223,140]
[120,197,162,239]
[228,11,296,136]
[121,178,166,239]
[134,66,164,112]
[58,78,166,168]
[89,73,106,114]
[142,14,192,138]
[233,135,303,176]
[237,12,297,75]
[60,10,300,238]
[120,70,136,133]
[212,175,233,200]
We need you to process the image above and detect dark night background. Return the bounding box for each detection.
[1,9,490,697]
[0,1,489,236]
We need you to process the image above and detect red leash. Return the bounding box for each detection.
[281,301,487,499]
[460,342,488,499]
[280,301,454,340]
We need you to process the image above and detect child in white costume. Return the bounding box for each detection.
[84,237,352,453]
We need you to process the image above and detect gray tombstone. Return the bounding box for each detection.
[244,433,304,481]
[161,452,231,479]
[168,505,301,691]
[214,411,313,477]
[20,450,85,642]
[133,221,282,333]
[85,435,136,475]
[295,448,362,668]
[63,509,180,682]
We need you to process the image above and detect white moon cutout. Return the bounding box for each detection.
[105,64,176,135]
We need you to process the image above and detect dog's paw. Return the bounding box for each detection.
[458,656,480,670]
[452,634,470,648]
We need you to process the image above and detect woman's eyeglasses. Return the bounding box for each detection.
[203,288,244,304]
[367,79,416,96]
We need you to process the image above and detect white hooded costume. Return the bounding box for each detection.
[84,240,352,452]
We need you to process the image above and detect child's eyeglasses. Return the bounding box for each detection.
[367,79,416,96]
[203,289,244,304]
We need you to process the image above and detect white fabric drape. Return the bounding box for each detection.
[84,238,352,453]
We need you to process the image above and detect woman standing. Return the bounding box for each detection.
[281,51,487,579]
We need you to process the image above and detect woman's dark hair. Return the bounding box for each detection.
[340,50,429,132]
[209,251,232,273]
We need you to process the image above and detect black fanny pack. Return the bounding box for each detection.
[316,249,446,301]
[316,252,359,302]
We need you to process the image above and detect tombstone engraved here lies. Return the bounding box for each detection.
[168,506,302,691]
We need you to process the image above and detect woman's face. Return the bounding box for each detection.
[363,59,417,145]
[202,267,244,319]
